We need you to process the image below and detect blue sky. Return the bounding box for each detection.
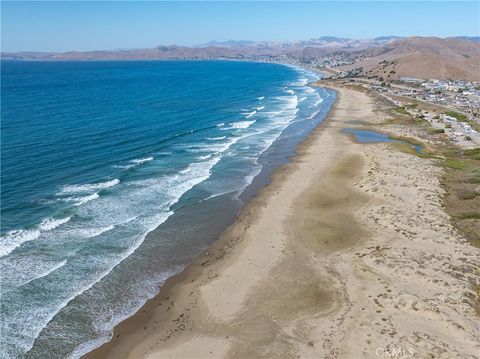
[2,1,479,52]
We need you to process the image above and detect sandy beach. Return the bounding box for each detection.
[86,84,479,359]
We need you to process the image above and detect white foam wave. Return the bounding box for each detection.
[216,122,225,127]
[0,230,41,257]
[1,259,68,295]
[285,89,295,95]
[39,217,71,231]
[202,189,237,202]
[114,157,153,170]
[265,110,282,116]
[312,98,324,107]
[130,157,153,165]
[243,165,262,188]
[244,110,257,118]
[73,193,100,206]
[82,225,115,238]
[257,96,265,100]
[229,120,256,129]
[113,164,135,169]
[308,109,321,120]
[207,136,226,141]
[183,147,205,153]
[194,136,241,154]
[256,106,265,111]
[275,95,298,111]
[60,179,120,194]
[298,77,308,86]
[0,216,71,257]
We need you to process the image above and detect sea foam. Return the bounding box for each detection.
[60,179,120,194]
[0,216,71,257]
[72,193,100,206]
[244,110,257,118]
[130,157,153,165]
[222,120,256,130]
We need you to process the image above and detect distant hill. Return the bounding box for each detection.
[454,36,480,43]
[194,40,256,48]
[1,36,397,61]
[3,36,479,81]
[312,36,350,43]
[374,36,404,42]
[2,45,250,61]
[337,37,480,81]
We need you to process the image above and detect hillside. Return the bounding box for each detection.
[338,37,480,81]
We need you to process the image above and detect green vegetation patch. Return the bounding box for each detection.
[463,172,480,183]
[456,190,478,200]
[394,106,409,115]
[445,111,467,122]
[443,158,466,170]
[464,148,480,160]
[467,120,480,133]
[431,128,445,134]
[452,212,480,220]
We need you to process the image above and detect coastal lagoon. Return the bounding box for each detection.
[1,60,334,358]
[342,128,423,153]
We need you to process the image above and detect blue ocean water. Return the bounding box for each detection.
[0,60,334,358]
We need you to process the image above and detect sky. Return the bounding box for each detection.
[1,1,479,52]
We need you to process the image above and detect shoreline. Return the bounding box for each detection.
[83,80,339,359]
[85,82,479,358]
[80,66,331,358]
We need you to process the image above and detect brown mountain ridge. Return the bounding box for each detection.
[2,37,479,81]
[338,37,480,81]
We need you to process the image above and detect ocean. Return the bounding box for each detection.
[0,60,335,358]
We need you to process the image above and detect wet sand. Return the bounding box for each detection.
[85,84,479,359]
